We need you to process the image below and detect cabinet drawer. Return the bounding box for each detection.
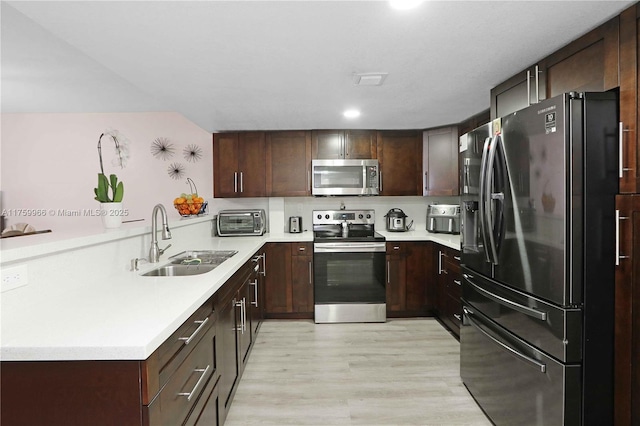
[146,323,216,426]
[386,242,407,255]
[157,301,215,386]
[292,242,312,256]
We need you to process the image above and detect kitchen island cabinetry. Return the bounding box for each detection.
[213,132,266,197]
[376,130,422,196]
[263,242,314,318]
[490,15,620,119]
[385,242,433,317]
[434,245,462,338]
[266,131,312,196]
[423,126,459,196]
[1,297,220,426]
[614,195,640,426]
[312,129,377,159]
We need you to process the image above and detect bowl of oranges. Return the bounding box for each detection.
[174,193,207,217]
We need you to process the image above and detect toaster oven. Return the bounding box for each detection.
[217,209,266,236]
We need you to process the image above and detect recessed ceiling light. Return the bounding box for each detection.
[353,72,388,86]
[343,109,361,119]
[389,0,424,10]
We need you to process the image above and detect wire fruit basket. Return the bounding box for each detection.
[173,178,208,217]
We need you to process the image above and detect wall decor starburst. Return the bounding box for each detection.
[151,137,175,160]
[167,162,185,180]
[183,144,203,163]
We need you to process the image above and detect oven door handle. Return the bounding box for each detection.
[314,242,386,253]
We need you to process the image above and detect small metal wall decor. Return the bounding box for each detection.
[183,144,203,163]
[151,137,175,160]
[167,162,185,180]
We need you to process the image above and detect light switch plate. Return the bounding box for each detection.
[1,264,28,292]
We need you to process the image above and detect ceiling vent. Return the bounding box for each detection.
[353,72,388,86]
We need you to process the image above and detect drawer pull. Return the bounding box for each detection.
[393,246,400,250]
[298,247,306,252]
[453,313,462,321]
[453,279,461,286]
[178,364,211,401]
[453,256,461,261]
[178,317,210,345]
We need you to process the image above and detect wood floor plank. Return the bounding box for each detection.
[225,318,491,426]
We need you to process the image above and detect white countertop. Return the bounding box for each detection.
[1,228,457,362]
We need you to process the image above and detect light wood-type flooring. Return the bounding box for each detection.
[225,318,492,425]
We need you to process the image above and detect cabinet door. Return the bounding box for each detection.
[217,294,238,410]
[263,243,292,314]
[377,130,422,196]
[405,242,433,313]
[237,281,252,369]
[237,132,266,197]
[386,243,407,313]
[345,130,377,159]
[266,131,312,196]
[213,133,239,197]
[312,130,344,159]
[490,68,537,119]
[291,254,313,313]
[423,127,459,196]
[619,5,639,194]
[614,194,640,426]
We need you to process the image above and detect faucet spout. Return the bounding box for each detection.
[149,203,172,263]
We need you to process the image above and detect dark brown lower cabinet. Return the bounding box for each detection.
[0,250,265,426]
[434,245,462,337]
[263,242,313,319]
[386,242,433,317]
[614,195,640,426]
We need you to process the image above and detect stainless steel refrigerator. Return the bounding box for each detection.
[459,92,619,425]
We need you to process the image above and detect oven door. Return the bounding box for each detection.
[313,241,386,323]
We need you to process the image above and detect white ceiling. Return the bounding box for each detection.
[1,1,635,132]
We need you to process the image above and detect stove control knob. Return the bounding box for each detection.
[325,214,330,219]
[317,214,322,220]
[366,214,372,219]
[358,214,363,219]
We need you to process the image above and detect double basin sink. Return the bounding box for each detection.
[141,250,238,277]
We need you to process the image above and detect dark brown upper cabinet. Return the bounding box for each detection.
[491,15,620,119]
[311,130,377,159]
[376,130,422,196]
[265,131,312,197]
[423,126,459,196]
[213,132,266,198]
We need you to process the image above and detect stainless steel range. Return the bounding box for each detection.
[312,209,386,323]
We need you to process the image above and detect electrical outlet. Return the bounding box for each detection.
[1,264,28,292]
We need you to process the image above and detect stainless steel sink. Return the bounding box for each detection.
[141,250,238,277]
[141,264,217,277]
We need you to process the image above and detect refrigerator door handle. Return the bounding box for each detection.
[483,135,500,264]
[464,273,547,321]
[463,307,547,374]
[478,136,493,263]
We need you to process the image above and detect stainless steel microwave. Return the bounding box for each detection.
[311,159,379,196]
[217,209,266,236]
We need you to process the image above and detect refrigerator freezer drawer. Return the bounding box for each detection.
[462,268,582,363]
[461,304,581,426]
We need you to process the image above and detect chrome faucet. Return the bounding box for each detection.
[149,203,172,263]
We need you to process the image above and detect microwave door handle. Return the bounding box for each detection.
[478,136,492,263]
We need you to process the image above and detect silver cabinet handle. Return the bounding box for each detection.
[250,279,258,307]
[233,172,238,193]
[464,308,546,374]
[526,69,531,106]
[178,317,210,345]
[438,251,444,275]
[616,209,630,266]
[619,122,633,178]
[453,255,461,261]
[178,365,210,401]
[239,171,244,193]
[393,246,400,251]
[424,171,429,191]
[534,65,540,104]
[453,313,462,321]
[242,298,247,333]
[453,279,461,286]
[387,260,391,284]
[379,171,383,192]
[308,261,313,285]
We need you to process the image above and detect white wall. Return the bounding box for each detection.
[1,112,213,232]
